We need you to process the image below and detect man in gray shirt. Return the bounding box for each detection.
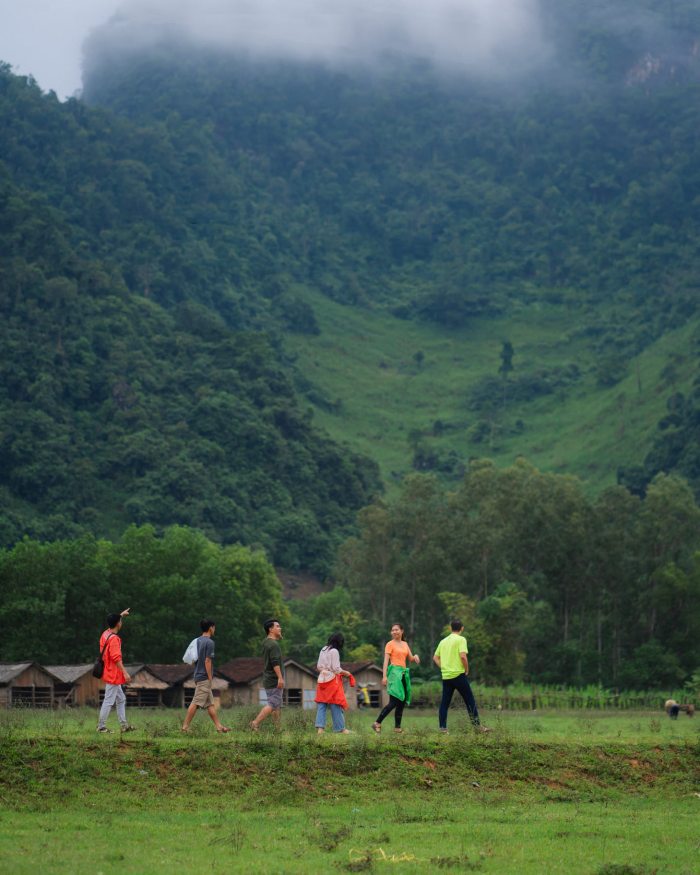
[181,619,230,733]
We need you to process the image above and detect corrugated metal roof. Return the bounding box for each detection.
[0,662,63,684]
[44,664,94,683]
[0,663,33,683]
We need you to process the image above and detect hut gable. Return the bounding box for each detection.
[0,662,60,708]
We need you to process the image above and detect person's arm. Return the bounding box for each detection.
[382,650,390,685]
[432,642,441,669]
[407,645,420,665]
[330,648,350,677]
[460,651,470,675]
[120,608,130,618]
[205,656,214,682]
[274,664,285,688]
[111,638,130,683]
[116,658,131,683]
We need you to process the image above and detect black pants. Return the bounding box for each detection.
[439,674,480,729]
[376,674,408,728]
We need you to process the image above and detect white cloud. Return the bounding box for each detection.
[86,0,549,80]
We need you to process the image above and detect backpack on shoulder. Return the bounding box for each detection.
[182,638,199,665]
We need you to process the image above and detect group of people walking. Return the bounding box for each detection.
[96,611,488,735]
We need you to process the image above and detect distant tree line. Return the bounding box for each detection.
[0,525,286,664]
[336,461,700,690]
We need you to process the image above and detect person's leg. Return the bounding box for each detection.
[182,700,198,730]
[438,679,455,729]
[394,675,408,729]
[206,704,230,731]
[97,684,117,729]
[251,703,273,728]
[330,704,346,732]
[453,674,480,724]
[115,685,128,728]
[315,702,328,730]
[375,697,398,725]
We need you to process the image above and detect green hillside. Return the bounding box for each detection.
[287,291,699,493]
[1,0,700,573]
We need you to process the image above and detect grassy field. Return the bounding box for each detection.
[286,290,700,494]
[1,708,698,874]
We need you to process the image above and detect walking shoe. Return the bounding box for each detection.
[216,726,231,733]
[121,725,137,732]
[438,728,449,734]
[393,728,404,734]
[96,727,112,733]
[477,725,492,733]
[372,722,381,734]
[249,721,259,732]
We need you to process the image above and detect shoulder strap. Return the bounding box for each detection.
[100,632,115,658]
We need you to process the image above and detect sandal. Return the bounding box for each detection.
[372,722,381,734]
[217,726,231,733]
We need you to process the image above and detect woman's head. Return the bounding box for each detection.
[326,632,345,652]
[390,623,406,641]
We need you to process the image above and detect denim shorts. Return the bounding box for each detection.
[265,687,283,710]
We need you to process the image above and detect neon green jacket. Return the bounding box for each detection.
[386,663,411,705]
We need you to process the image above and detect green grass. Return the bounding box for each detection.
[286,290,700,494]
[1,708,698,874]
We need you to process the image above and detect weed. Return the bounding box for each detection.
[595,865,653,875]
[336,852,374,872]
[430,854,483,870]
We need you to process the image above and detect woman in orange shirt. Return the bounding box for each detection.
[372,623,420,734]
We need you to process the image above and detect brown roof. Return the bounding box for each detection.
[144,664,193,684]
[218,657,265,683]
[341,661,382,674]
[219,657,317,684]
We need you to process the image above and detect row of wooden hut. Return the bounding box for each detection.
[0,659,387,711]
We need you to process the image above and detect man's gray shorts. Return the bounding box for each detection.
[265,687,283,710]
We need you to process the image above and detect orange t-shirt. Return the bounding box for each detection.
[385,639,412,668]
[99,630,126,685]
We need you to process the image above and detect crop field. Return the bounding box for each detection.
[0,707,697,874]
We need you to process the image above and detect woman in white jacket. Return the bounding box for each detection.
[315,632,352,734]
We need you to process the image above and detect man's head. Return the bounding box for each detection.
[450,619,464,633]
[200,619,216,636]
[264,618,282,639]
[106,612,122,631]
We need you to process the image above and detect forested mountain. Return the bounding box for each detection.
[0,67,380,572]
[2,0,700,578]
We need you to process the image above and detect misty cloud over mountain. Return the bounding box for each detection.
[82,0,551,81]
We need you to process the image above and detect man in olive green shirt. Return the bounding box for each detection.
[433,620,489,733]
[250,618,284,730]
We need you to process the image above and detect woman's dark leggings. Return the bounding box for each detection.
[376,674,408,728]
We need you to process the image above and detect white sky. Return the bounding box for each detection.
[0,0,119,98]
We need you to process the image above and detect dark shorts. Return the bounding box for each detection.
[265,687,283,710]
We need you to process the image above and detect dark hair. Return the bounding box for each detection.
[264,618,279,634]
[106,613,121,629]
[450,619,463,632]
[391,622,406,642]
[200,619,215,633]
[326,632,345,653]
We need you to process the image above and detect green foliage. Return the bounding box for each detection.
[0,525,285,663]
[338,462,700,688]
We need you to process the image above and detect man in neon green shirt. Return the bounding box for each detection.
[433,620,489,733]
